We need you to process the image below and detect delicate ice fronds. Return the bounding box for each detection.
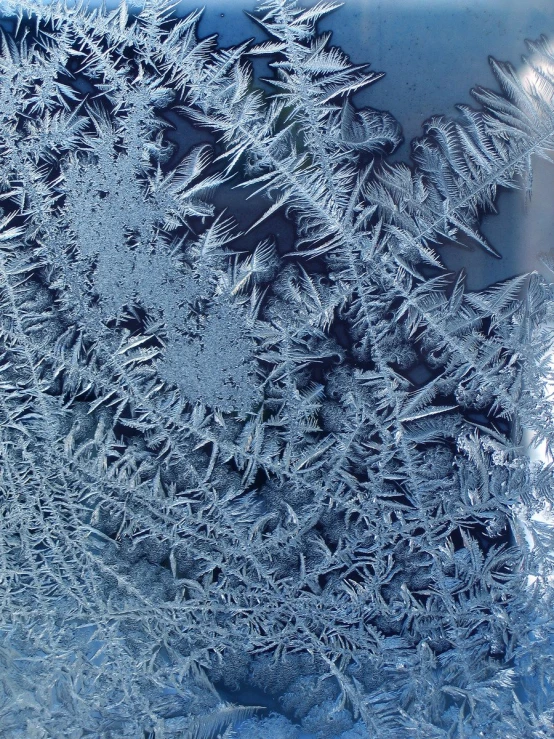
[0,1,553,738]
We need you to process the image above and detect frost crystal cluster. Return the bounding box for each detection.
[1,1,554,737]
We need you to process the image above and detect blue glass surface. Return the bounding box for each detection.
[0,2,553,737]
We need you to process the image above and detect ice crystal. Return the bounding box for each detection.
[0,1,553,737]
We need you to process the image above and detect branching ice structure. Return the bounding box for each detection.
[0,1,554,736]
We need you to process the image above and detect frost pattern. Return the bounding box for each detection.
[0,1,554,737]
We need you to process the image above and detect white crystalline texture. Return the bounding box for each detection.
[0,1,553,737]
